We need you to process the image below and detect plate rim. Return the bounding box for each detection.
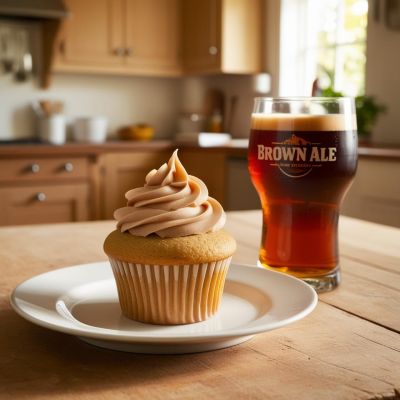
[10,261,318,343]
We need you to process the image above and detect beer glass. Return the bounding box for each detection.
[248,97,357,292]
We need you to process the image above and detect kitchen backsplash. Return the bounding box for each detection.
[0,73,182,140]
[0,72,259,141]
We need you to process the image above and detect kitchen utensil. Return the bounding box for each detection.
[226,95,238,134]
[31,101,44,118]
[37,100,64,117]
[14,30,32,82]
[39,100,53,117]
[52,101,64,114]
[11,261,317,354]
[72,116,108,143]
[0,26,14,72]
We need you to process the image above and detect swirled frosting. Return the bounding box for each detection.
[114,150,226,238]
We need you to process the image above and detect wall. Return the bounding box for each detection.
[0,73,182,140]
[366,0,400,144]
[0,72,267,141]
[181,75,260,138]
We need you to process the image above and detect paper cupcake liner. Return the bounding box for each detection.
[109,257,232,325]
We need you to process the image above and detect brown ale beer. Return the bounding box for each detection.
[248,98,357,292]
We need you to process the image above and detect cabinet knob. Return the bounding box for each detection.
[35,192,47,202]
[63,162,74,172]
[125,47,133,56]
[209,46,218,56]
[113,47,125,56]
[29,163,40,173]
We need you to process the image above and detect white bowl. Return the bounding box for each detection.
[72,117,108,143]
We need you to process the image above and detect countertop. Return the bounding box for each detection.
[0,140,249,157]
[1,210,399,399]
[1,139,400,159]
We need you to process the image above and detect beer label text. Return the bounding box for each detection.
[254,133,338,178]
[257,145,337,162]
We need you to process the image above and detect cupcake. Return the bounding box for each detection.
[104,150,236,325]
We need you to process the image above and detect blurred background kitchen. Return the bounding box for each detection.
[0,0,399,227]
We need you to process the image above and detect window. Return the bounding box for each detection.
[279,0,368,97]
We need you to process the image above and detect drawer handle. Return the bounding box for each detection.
[35,192,47,202]
[63,162,74,172]
[125,47,133,56]
[28,163,40,173]
[113,47,125,56]
[209,46,218,55]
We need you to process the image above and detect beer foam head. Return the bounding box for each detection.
[251,113,356,131]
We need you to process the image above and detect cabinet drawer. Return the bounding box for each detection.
[0,157,89,183]
[0,183,89,226]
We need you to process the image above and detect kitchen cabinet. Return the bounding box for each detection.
[124,0,181,74]
[54,0,180,76]
[0,156,92,226]
[181,0,221,73]
[226,157,260,210]
[55,0,124,69]
[53,0,262,77]
[0,157,89,183]
[101,149,231,219]
[179,150,227,205]
[101,151,170,218]
[0,143,248,226]
[182,0,263,74]
[342,157,400,228]
[0,184,89,226]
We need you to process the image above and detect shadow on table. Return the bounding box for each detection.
[0,307,243,397]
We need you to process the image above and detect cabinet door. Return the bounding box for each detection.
[57,0,124,67]
[221,0,263,73]
[124,0,181,74]
[179,150,226,206]
[0,184,89,226]
[101,152,169,219]
[341,158,400,228]
[182,0,221,73]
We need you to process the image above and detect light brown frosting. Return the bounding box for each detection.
[114,150,226,238]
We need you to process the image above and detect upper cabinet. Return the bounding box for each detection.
[124,0,181,75]
[181,0,221,73]
[54,0,181,76]
[182,0,263,74]
[54,0,125,70]
[52,0,263,78]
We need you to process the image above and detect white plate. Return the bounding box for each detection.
[10,262,317,354]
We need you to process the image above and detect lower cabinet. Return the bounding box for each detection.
[226,157,260,210]
[0,183,89,226]
[100,150,229,219]
[342,157,400,228]
[179,150,227,205]
[101,151,169,219]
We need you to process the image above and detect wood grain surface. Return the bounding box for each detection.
[0,211,399,400]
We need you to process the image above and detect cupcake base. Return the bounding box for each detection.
[109,257,232,325]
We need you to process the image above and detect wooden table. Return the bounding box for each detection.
[1,211,399,399]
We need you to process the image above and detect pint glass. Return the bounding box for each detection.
[248,97,357,292]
